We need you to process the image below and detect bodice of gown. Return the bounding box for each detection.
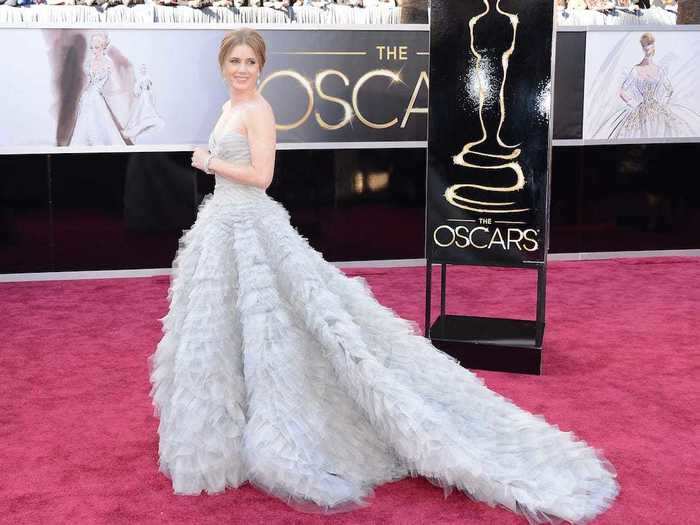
[84,60,111,93]
[623,67,671,108]
[208,130,266,202]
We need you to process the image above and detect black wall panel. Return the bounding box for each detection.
[552,31,586,140]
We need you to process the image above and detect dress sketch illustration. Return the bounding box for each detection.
[605,64,696,139]
[584,32,700,140]
[70,57,127,146]
[66,33,164,147]
[124,66,164,140]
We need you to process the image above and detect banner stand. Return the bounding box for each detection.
[424,261,546,375]
[423,0,555,375]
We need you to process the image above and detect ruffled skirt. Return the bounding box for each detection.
[149,180,618,524]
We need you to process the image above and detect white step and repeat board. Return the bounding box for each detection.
[2,22,699,152]
[0,25,430,154]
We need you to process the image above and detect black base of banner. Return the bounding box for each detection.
[425,262,548,375]
[429,314,543,375]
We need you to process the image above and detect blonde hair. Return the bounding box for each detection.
[640,32,655,48]
[90,32,110,50]
[218,28,267,71]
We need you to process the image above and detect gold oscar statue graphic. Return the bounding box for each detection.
[447,0,529,214]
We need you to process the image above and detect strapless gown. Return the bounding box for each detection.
[149,130,618,524]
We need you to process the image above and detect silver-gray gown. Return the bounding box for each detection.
[149,129,618,524]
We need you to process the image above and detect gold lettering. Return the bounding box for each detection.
[259,70,314,131]
[352,70,400,130]
[376,46,408,61]
[400,71,429,128]
[314,70,353,131]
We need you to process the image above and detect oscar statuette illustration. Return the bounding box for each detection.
[447,0,529,215]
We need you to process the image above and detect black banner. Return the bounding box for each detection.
[426,0,554,266]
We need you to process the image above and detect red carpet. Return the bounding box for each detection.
[1,257,698,524]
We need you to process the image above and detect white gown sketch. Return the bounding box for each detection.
[149,127,619,524]
[124,66,164,141]
[70,58,126,146]
[605,65,698,139]
[584,32,700,140]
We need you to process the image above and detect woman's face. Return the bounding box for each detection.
[89,35,107,57]
[222,44,261,92]
[643,42,655,58]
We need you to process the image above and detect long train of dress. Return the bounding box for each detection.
[149,130,618,524]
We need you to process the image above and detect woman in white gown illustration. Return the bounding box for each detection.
[149,29,618,524]
[124,64,165,141]
[606,32,698,139]
[70,32,127,146]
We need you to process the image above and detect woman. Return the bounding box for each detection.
[150,29,618,524]
[70,32,127,146]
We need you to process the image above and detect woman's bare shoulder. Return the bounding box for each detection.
[244,95,275,126]
[253,94,274,117]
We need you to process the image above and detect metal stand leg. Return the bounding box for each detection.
[440,263,447,329]
[424,259,432,337]
[535,265,547,346]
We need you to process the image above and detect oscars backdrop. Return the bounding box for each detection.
[0,27,429,154]
[426,0,555,267]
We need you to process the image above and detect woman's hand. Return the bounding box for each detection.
[191,147,211,173]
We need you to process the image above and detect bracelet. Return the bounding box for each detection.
[204,154,215,175]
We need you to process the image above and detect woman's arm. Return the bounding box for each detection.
[618,68,636,106]
[660,67,673,104]
[193,102,277,190]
